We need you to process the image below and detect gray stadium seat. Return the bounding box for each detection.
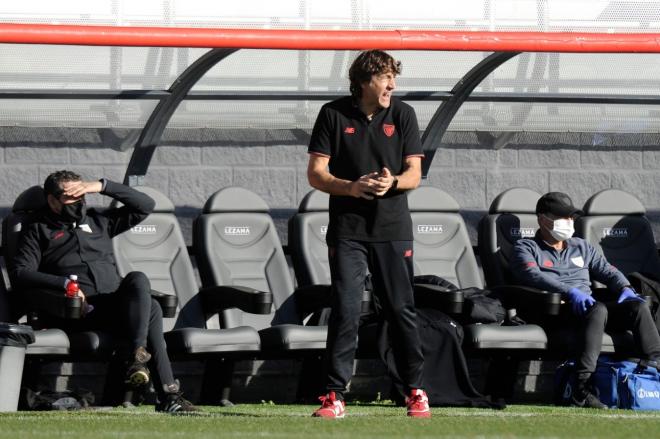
[575,189,659,352]
[0,268,68,356]
[288,189,330,287]
[576,189,660,276]
[193,187,328,354]
[476,187,561,317]
[409,185,548,352]
[111,186,272,404]
[410,187,482,287]
[287,190,378,357]
[478,187,542,288]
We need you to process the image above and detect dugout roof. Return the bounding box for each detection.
[1,0,660,182]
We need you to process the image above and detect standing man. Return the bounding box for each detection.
[12,170,198,413]
[512,192,660,408]
[307,50,429,418]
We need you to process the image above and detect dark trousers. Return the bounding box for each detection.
[563,292,660,378]
[325,239,424,397]
[45,272,175,396]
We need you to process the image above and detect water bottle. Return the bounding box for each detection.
[65,274,80,298]
[65,274,94,314]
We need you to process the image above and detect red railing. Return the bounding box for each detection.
[0,23,659,52]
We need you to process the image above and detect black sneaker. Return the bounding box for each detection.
[571,391,608,409]
[125,346,151,387]
[155,381,200,414]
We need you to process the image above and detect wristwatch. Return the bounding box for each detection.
[391,177,398,191]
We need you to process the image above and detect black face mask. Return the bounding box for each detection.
[59,199,85,223]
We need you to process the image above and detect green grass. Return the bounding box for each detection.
[1,403,659,439]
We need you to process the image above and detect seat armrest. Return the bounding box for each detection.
[490,285,561,315]
[24,288,83,319]
[361,289,372,313]
[150,290,178,318]
[414,283,464,314]
[200,285,273,315]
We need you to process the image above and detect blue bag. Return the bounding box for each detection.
[592,358,660,410]
[590,360,617,408]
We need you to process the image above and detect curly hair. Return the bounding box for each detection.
[44,170,82,197]
[349,50,402,99]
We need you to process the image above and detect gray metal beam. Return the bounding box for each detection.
[421,52,520,177]
[123,48,237,185]
[2,89,660,105]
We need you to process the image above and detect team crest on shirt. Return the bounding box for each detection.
[383,124,395,137]
[571,256,585,268]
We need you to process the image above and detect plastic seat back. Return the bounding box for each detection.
[1,186,78,356]
[288,190,330,287]
[2,186,49,322]
[478,188,541,287]
[0,262,12,322]
[2,186,47,289]
[111,187,207,331]
[408,186,483,289]
[194,187,295,330]
[576,189,660,276]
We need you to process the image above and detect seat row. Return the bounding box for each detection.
[3,184,658,404]
[292,185,660,395]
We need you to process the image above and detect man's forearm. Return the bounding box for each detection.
[102,180,156,214]
[389,156,422,192]
[14,269,66,291]
[308,169,355,197]
[519,269,572,296]
[393,166,421,191]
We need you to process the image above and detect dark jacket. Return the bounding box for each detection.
[11,180,155,296]
[512,232,630,298]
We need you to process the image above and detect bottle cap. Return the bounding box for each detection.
[69,274,78,281]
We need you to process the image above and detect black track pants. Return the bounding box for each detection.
[565,296,660,377]
[325,239,424,397]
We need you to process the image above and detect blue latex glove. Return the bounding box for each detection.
[567,288,596,316]
[617,287,645,304]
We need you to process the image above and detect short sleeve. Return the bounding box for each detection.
[400,105,423,158]
[308,104,333,157]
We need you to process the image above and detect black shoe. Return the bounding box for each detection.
[571,391,607,409]
[125,347,151,387]
[155,381,200,414]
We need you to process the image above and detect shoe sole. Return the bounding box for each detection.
[126,370,150,386]
[570,399,607,409]
[312,412,345,419]
[159,410,208,417]
[408,411,431,418]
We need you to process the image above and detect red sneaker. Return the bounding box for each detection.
[406,389,431,418]
[312,392,345,418]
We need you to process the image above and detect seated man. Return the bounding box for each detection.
[512,191,660,409]
[11,170,198,413]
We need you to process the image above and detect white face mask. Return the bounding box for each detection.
[544,216,574,241]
